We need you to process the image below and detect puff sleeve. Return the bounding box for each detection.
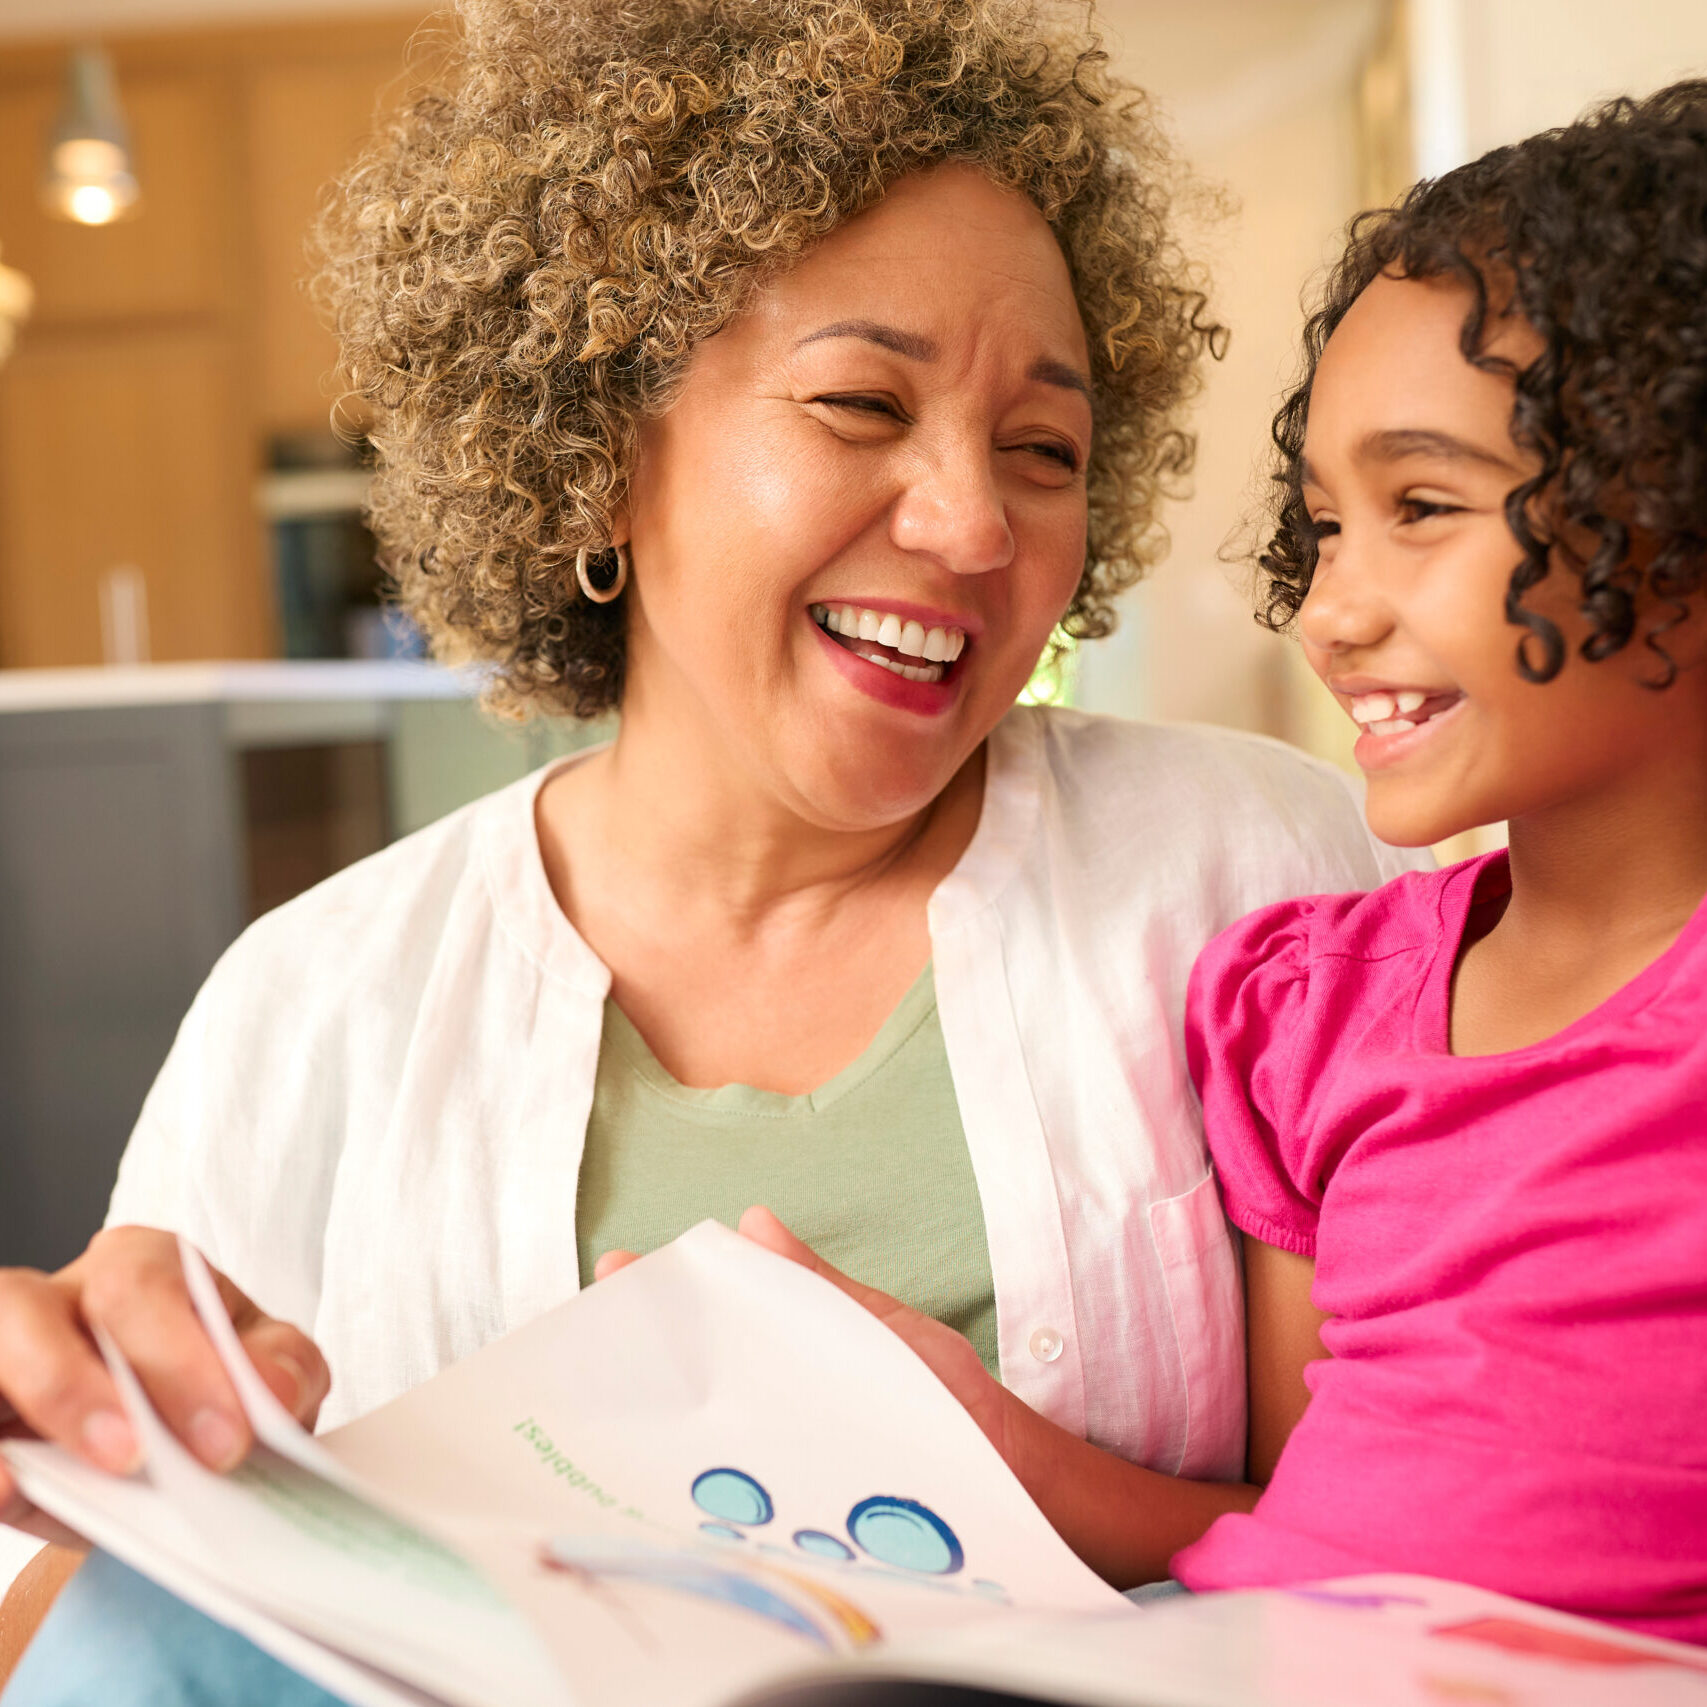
[1184,896,1326,1258]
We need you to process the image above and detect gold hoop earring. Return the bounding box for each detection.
[575,541,629,603]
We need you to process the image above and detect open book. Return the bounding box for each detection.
[5,1222,1705,1707]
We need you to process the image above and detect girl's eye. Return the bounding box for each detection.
[1397,496,1460,525]
[1308,515,1340,540]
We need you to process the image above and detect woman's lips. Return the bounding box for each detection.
[809,611,965,716]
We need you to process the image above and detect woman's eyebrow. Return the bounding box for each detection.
[794,321,1091,397]
[795,319,936,360]
[1030,357,1091,398]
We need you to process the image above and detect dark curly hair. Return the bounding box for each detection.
[1258,80,1707,685]
[314,0,1224,718]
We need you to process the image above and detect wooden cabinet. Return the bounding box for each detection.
[0,327,264,664]
[249,51,416,435]
[0,13,423,667]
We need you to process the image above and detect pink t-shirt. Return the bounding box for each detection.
[1171,853,1707,1645]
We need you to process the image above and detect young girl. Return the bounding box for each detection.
[726,80,1707,1644]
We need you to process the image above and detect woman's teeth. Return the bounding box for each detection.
[1349,689,1449,736]
[810,603,966,683]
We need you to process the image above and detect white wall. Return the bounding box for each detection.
[1462,0,1707,158]
[1077,0,1378,741]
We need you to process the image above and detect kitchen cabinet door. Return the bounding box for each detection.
[0,327,268,665]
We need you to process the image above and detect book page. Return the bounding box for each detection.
[748,1576,1707,1707]
[307,1221,1127,1707]
[5,1221,1124,1707]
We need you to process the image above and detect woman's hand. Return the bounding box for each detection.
[0,1226,330,1521]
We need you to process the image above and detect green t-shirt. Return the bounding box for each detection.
[575,965,1000,1379]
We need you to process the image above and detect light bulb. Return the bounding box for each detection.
[68,183,120,225]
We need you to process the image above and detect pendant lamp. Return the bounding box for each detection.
[44,46,141,226]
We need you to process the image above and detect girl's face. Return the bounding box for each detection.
[1297,271,1704,848]
[618,165,1093,831]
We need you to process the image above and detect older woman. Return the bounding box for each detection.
[0,0,1412,1697]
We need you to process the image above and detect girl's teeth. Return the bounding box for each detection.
[1369,718,1418,736]
[898,620,927,658]
[1395,690,1426,715]
[1349,692,1396,724]
[923,627,950,662]
[876,614,903,648]
[857,609,882,642]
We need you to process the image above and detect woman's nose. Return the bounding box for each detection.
[1297,543,1394,656]
[889,448,1015,577]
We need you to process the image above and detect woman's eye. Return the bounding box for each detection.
[811,394,904,421]
[1025,441,1079,473]
[1307,514,1340,540]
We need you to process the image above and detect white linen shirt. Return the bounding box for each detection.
[108,706,1418,1477]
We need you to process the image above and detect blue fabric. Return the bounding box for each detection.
[1,1551,349,1707]
[1123,1578,1189,1604]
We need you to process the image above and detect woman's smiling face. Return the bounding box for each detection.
[618,165,1093,830]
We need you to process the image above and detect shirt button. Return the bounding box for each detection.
[1028,1326,1064,1364]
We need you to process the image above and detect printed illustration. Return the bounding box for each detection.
[541,1536,880,1651]
[538,1466,990,1654]
[690,1465,968,1576]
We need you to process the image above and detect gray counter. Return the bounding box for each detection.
[0,662,603,1270]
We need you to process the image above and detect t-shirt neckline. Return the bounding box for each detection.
[601,962,940,1117]
[1422,849,1707,1059]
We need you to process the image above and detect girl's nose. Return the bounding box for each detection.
[1297,544,1394,656]
[890,446,1015,577]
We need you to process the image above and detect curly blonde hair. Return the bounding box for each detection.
[315,0,1222,717]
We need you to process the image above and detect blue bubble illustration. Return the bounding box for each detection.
[699,1522,745,1541]
[691,1468,775,1527]
[845,1496,964,1575]
[792,1530,855,1561]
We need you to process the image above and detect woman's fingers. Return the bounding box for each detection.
[235,1317,331,1428]
[0,1267,138,1473]
[75,1230,252,1470]
[0,1230,331,1487]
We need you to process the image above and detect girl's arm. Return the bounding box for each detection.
[1242,1234,1331,1484]
[996,1232,1328,1584]
[598,1213,1329,1588]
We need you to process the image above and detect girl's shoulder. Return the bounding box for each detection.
[1196,856,1472,999]
[1184,861,1483,1255]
